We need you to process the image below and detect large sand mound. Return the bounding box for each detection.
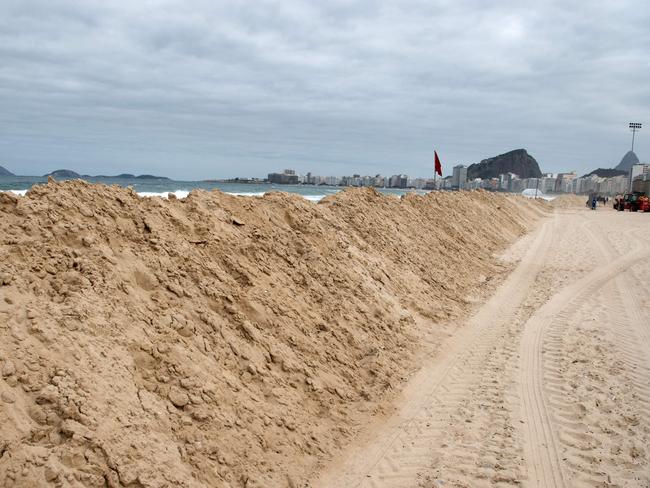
[0,182,545,487]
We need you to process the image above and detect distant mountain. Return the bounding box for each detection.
[134,174,170,180]
[98,174,170,180]
[583,168,628,178]
[0,165,15,176]
[585,151,643,177]
[41,170,170,180]
[614,151,639,172]
[44,169,81,179]
[467,149,542,180]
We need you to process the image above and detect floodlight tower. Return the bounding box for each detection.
[629,122,642,152]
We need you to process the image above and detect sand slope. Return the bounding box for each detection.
[0,182,544,487]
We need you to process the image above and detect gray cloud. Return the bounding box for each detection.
[1,0,649,179]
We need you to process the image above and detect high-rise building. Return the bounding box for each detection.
[389,174,408,188]
[452,165,467,189]
[555,172,577,193]
[629,164,649,191]
[268,169,299,184]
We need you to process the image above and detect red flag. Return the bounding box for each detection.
[434,151,443,177]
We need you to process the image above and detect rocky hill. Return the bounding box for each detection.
[135,174,170,180]
[0,165,15,177]
[583,168,628,178]
[614,151,639,173]
[43,169,81,179]
[585,151,643,177]
[468,149,542,180]
[93,174,171,180]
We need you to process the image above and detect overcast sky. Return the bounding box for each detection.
[1,0,649,179]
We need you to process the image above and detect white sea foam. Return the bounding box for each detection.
[302,195,326,202]
[1,188,328,202]
[138,191,327,201]
[5,190,28,196]
[228,192,266,197]
[137,190,191,199]
[228,192,327,201]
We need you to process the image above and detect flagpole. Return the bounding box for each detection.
[433,151,436,188]
[433,150,438,189]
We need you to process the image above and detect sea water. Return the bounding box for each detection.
[0,175,428,202]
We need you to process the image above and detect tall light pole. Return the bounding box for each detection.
[630,122,642,152]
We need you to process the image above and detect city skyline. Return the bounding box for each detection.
[0,139,645,183]
[0,146,644,182]
[264,165,646,197]
[1,158,646,197]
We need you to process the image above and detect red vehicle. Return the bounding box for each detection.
[637,195,650,212]
[623,192,649,212]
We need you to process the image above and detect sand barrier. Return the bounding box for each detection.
[0,180,547,487]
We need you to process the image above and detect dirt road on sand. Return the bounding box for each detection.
[313,207,650,488]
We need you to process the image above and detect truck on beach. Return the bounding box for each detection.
[616,192,649,212]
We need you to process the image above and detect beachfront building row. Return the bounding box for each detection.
[268,164,650,196]
[461,172,627,196]
[269,169,432,189]
[443,167,649,196]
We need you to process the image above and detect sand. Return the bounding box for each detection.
[0,181,544,487]
[6,183,644,488]
[549,194,589,209]
[314,204,650,488]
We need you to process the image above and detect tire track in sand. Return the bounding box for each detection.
[591,224,650,370]
[518,222,650,488]
[312,219,554,488]
[534,219,650,487]
[541,279,650,486]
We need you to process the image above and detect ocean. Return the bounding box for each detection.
[0,175,429,201]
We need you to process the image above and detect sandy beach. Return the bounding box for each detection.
[1,183,648,487]
[314,202,650,488]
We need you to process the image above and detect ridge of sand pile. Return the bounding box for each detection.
[0,182,546,487]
